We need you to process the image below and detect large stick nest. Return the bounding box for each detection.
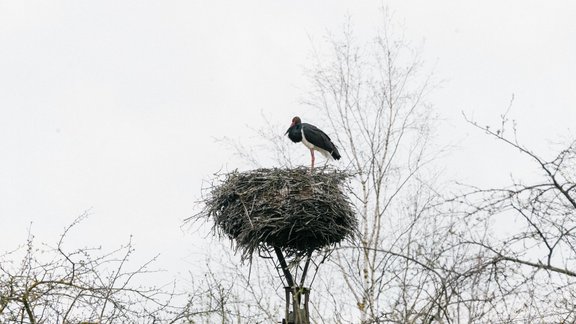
[196,167,357,260]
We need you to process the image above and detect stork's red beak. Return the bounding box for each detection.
[285,121,295,135]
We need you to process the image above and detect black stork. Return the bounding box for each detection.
[285,116,341,170]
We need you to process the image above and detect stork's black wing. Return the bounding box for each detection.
[302,123,341,160]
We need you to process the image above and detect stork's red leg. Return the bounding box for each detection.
[310,149,315,171]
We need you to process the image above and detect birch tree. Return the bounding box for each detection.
[303,17,446,322]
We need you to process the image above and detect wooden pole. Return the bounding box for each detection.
[274,246,294,287]
[274,247,311,324]
[299,251,313,287]
[291,287,310,324]
[284,287,291,323]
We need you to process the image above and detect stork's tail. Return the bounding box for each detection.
[331,148,341,160]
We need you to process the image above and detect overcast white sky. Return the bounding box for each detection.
[1,0,575,282]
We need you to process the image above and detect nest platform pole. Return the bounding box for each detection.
[275,247,311,324]
[281,286,310,324]
[299,251,313,287]
[274,246,294,287]
[292,287,310,324]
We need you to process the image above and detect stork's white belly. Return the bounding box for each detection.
[300,129,315,149]
[301,129,331,159]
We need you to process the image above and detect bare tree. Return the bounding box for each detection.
[0,213,229,324]
[302,14,449,322]
[175,243,287,324]
[452,114,576,322]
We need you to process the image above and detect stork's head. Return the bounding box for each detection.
[285,116,302,135]
[290,116,302,127]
